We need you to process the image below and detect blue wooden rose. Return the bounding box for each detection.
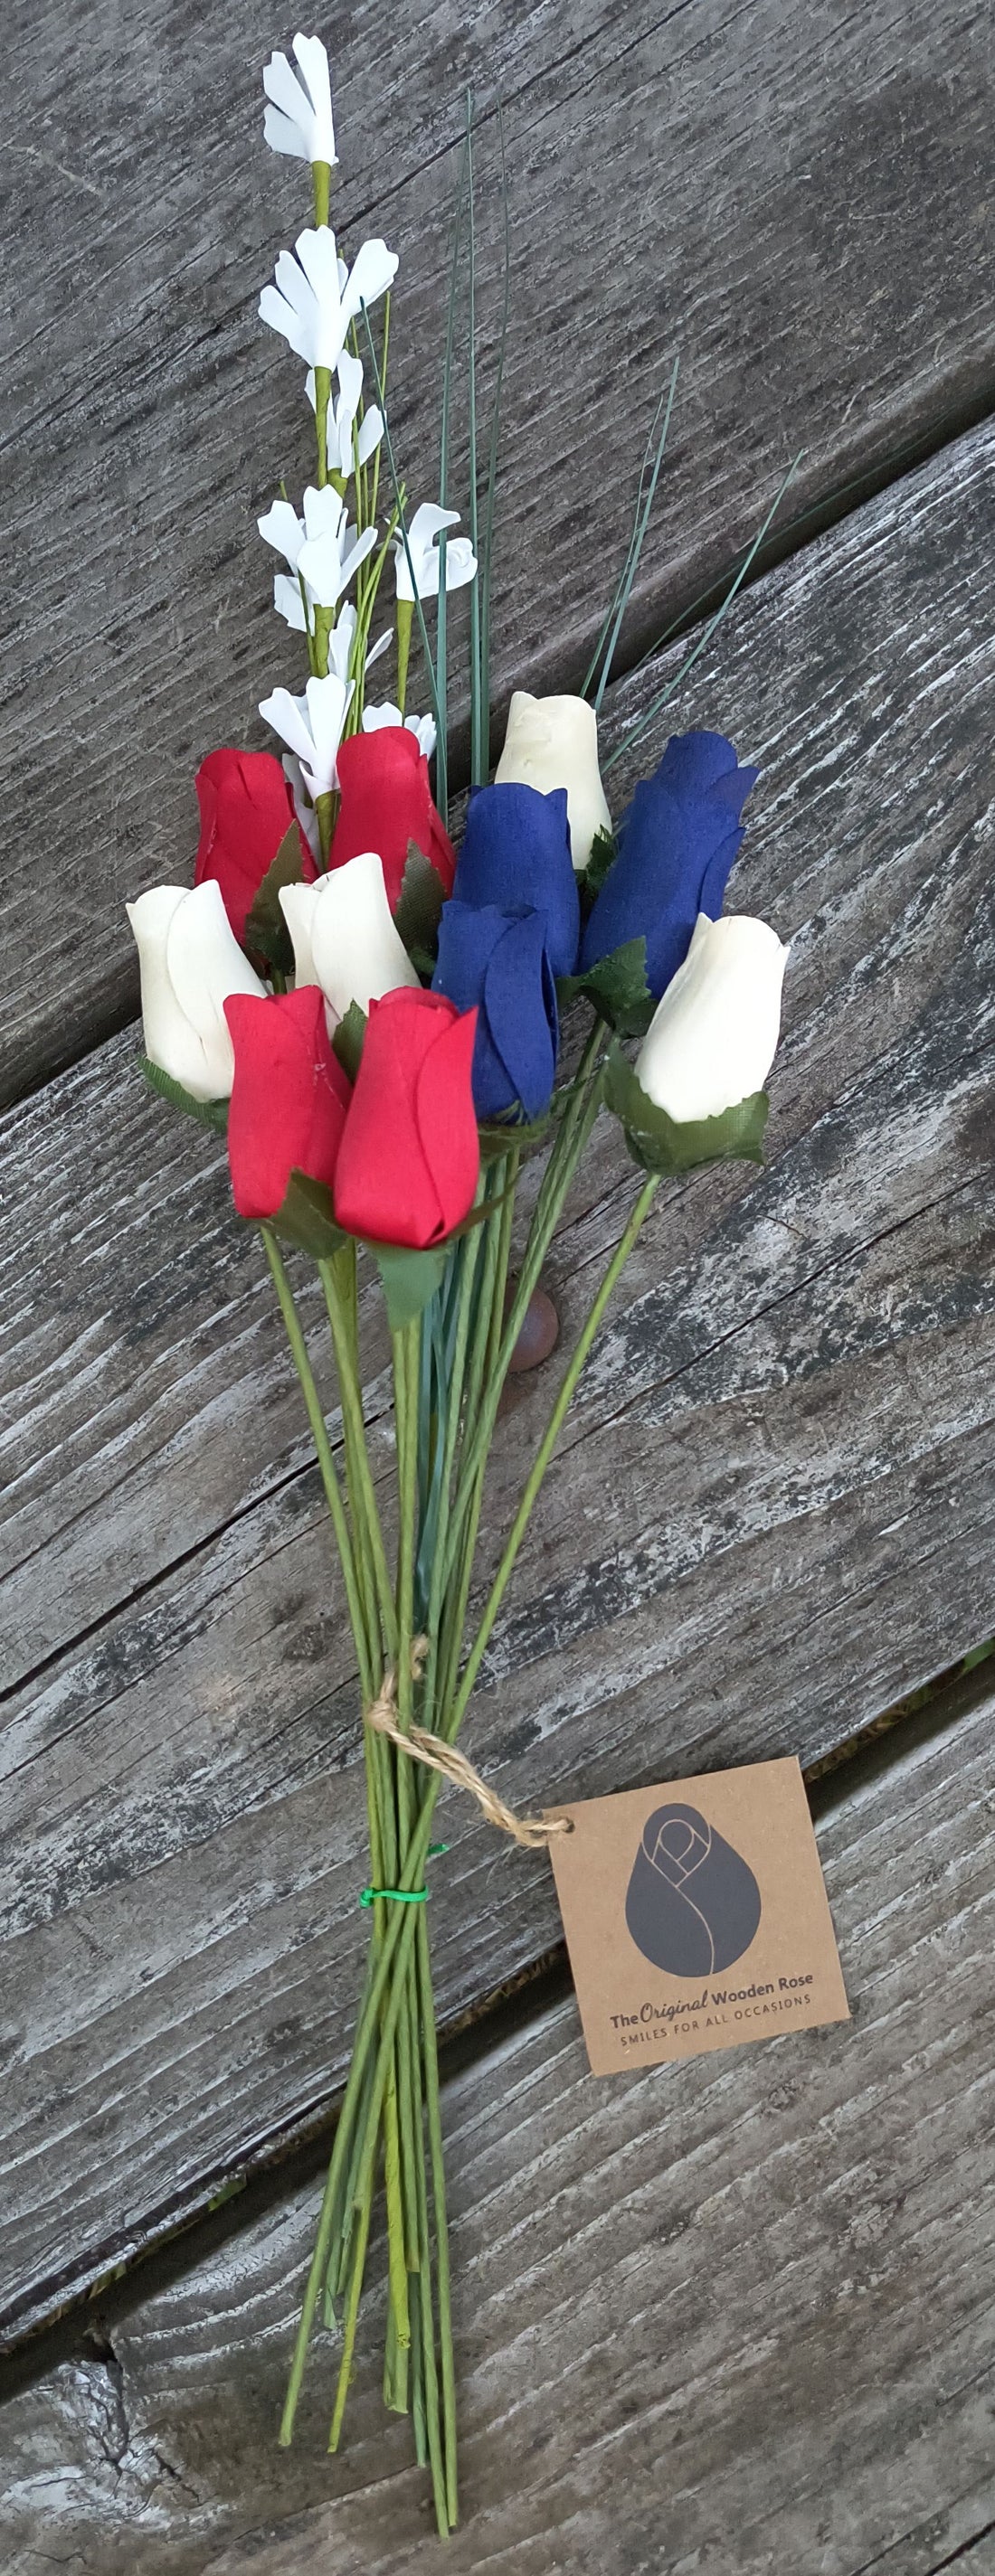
[433,900,559,1120]
[581,729,759,997]
[451,780,580,977]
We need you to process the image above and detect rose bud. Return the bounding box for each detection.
[495,690,611,874]
[127,880,266,1100]
[194,748,314,948]
[433,901,558,1121]
[635,914,787,1122]
[279,850,420,1022]
[329,727,455,911]
[582,730,759,998]
[451,781,580,978]
[334,988,479,1248]
[223,985,351,1220]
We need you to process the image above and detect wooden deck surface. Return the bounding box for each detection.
[2,0,994,2568]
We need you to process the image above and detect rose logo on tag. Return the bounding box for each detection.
[624,1801,762,1978]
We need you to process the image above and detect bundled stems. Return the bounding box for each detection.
[272,1033,658,2531]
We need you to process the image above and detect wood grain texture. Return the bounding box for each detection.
[4,0,994,1098]
[2,423,994,2344]
[2,1686,993,2576]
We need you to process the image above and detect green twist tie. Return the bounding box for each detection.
[359,1843,449,1908]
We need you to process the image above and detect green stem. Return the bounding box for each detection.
[261,1227,373,1700]
[320,1252,398,1656]
[395,597,412,716]
[465,96,483,784]
[421,1222,485,1726]
[444,1028,605,1588]
[327,2183,373,2450]
[447,1177,659,1741]
[318,1243,412,2370]
[315,789,336,865]
[417,1909,457,2525]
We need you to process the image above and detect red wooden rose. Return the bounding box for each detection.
[224,985,350,1220]
[329,728,456,911]
[334,988,479,1247]
[194,748,315,948]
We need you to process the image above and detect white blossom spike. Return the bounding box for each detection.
[394,503,478,603]
[260,226,397,374]
[260,672,353,801]
[298,491,377,605]
[363,702,437,760]
[262,33,336,167]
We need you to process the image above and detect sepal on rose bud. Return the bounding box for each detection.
[266,1170,349,1261]
[556,934,655,1038]
[604,1044,769,1175]
[245,824,314,976]
[603,911,786,1173]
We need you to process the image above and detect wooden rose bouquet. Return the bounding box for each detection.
[127,31,789,2534]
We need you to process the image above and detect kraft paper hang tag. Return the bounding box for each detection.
[546,1756,849,2077]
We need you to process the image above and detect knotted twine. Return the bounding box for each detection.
[365,1637,573,1851]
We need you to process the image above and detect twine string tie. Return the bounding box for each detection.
[362,1635,573,1893]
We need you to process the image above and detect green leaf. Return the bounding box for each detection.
[270,1170,348,1260]
[557,937,655,1038]
[140,1056,228,1134]
[373,1242,449,1328]
[393,842,445,971]
[603,1043,769,1175]
[332,1000,367,1082]
[244,824,308,973]
[577,826,618,905]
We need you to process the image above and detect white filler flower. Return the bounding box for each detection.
[363,702,437,760]
[636,913,788,1123]
[394,504,478,603]
[263,33,337,167]
[322,351,384,479]
[127,882,265,1101]
[259,486,377,626]
[259,672,353,800]
[298,487,377,605]
[261,227,398,373]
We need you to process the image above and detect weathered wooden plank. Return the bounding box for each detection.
[1,423,994,2341]
[3,0,994,1098]
[1,1683,992,2576]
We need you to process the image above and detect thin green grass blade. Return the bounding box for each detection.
[466,91,484,783]
[628,409,975,691]
[602,450,803,773]
[592,354,679,712]
[437,120,471,831]
[580,369,678,700]
[479,96,509,771]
